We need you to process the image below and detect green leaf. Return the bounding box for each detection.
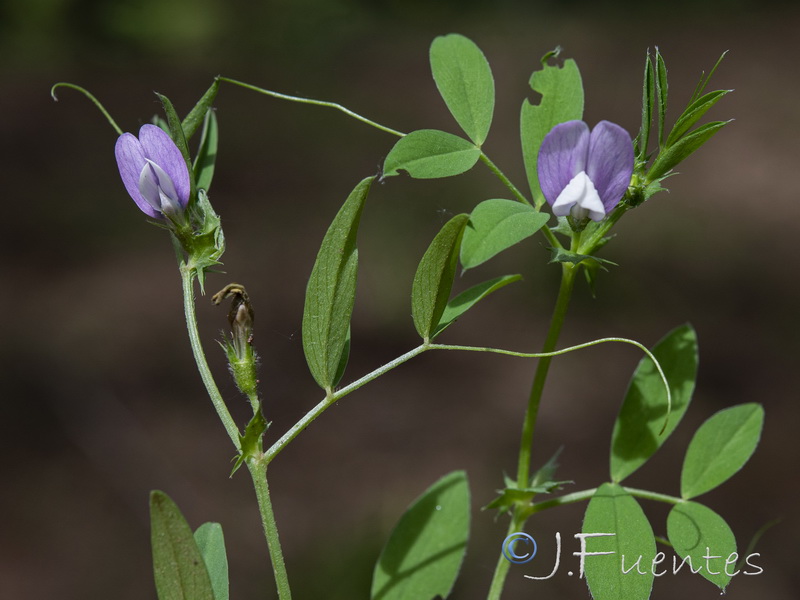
[371,471,470,600]
[520,54,584,208]
[610,324,699,483]
[182,79,220,142]
[412,214,470,341]
[582,483,656,600]
[152,115,170,133]
[665,89,731,147]
[647,120,730,182]
[194,109,218,192]
[429,34,495,146]
[655,48,668,148]
[150,491,215,600]
[635,51,655,161]
[156,93,194,188]
[681,403,764,499]
[332,325,351,387]
[460,199,549,270]
[689,51,728,105]
[529,446,564,490]
[667,501,737,590]
[432,274,521,338]
[194,523,229,600]
[302,177,373,390]
[383,130,481,179]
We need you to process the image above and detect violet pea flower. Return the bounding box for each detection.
[114,124,190,219]
[537,120,634,222]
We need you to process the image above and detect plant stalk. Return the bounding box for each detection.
[487,262,577,599]
[248,461,292,599]
[180,262,241,449]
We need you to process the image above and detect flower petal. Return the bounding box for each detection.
[552,171,605,221]
[586,120,634,212]
[115,132,161,218]
[538,120,590,207]
[145,159,180,205]
[137,124,191,208]
[138,162,163,212]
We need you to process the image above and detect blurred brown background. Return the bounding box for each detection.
[2,0,798,598]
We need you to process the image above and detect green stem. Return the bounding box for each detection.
[577,202,631,255]
[487,262,577,600]
[478,152,562,249]
[180,261,292,600]
[248,461,292,599]
[181,263,290,597]
[478,153,531,206]
[180,262,241,450]
[487,511,528,599]
[528,486,683,516]
[517,263,577,486]
[216,76,406,137]
[264,344,428,462]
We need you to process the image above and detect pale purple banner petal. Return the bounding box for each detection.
[115,133,161,218]
[137,124,190,207]
[585,120,634,212]
[538,120,590,207]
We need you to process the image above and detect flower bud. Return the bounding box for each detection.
[213,284,259,400]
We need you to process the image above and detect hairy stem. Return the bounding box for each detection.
[180,262,241,449]
[248,461,292,599]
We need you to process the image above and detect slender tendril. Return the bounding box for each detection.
[50,83,123,135]
[525,485,684,517]
[216,76,406,137]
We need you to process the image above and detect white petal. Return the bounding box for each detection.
[158,189,183,218]
[138,163,163,212]
[145,159,180,204]
[551,171,606,221]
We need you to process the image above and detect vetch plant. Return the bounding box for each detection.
[52,35,765,600]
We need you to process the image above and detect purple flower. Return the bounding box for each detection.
[538,120,634,222]
[114,124,190,219]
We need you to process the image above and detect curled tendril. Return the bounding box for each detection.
[51,82,123,135]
